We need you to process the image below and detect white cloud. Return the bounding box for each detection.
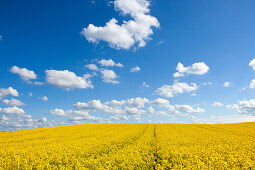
[45,70,93,89]
[100,69,119,84]
[147,106,154,114]
[85,64,99,71]
[74,100,106,111]
[0,87,19,99]
[126,97,149,108]
[38,96,48,102]
[81,0,159,50]
[98,59,123,67]
[142,82,149,88]
[249,79,255,88]
[110,115,128,120]
[0,35,2,40]
[105,100,126,108]
[223,81,231,87]
[213,102,224,107]
[0,106,25,114]
[156,111,168,116]
[151,98,170,107]
[173,62,209,77]
[125,107,147,115]
[231,99,255,116]
[156,82,198,98]
[50,109,67,117]
[175,105,205,113]
[190,114,255,124]
[28,92,33,97]
[10,66,37,81]
[249,58,255,70]
[130,66,140,72]
[2,99,25,106]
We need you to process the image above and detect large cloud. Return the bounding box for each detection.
[10,66,37,81]
[81,0,159,50]
[0,87,19,99]
[45,70,93,89]
[156,82,198,98]
[173,62,209,77]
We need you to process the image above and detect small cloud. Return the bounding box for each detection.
[98,59,123,67]
[212,102,224,107]
[130,66,140,72]
[249,58,255,70]
[142,82,150,88]
[249,79,255,89]
[100,69,119,84]
[38,96,48,102]
[157,40,164,45]
[85,64,99,71]
[173,62,209,78]
[223,81,231,87]
[10,66,37,81]
[0,35,2,40]
[190,93,197,96]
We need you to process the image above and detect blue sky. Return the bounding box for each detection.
[1,0,255,131]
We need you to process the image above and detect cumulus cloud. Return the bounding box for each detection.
[175,105,205,113]
[0,87,19,99]
[249,79,255,88]
[125,107,147,115]
[10,66,37,81]
[38,96,48,102]
[173,62,209,78]
[126,97,149,108]
[249,59,255,70]
[156,82,198,98]
[151,98,170,107]
[130,66,140,72]
[213,102,224,107]
[231,99,255,116]
[0,106,25,114]
[98,59,123,67]
[2,99,25,106]
[105,100,126,108]
[100,69,119,84]
[81,0,159,50]
[50,109,67,117]
[45,70,93,89]
[85,64,99,71]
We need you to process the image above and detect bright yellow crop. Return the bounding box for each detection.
[0,122,255,169]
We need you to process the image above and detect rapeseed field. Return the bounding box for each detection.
[0,123,255,169]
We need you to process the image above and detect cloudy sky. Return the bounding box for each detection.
[1,0,255,131]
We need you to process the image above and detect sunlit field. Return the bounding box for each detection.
[0,123,255,169]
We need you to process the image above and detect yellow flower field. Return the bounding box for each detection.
[0,122,255,169]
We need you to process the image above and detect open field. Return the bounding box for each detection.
[0,123,255,169]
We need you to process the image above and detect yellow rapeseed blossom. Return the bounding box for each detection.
[0,122,255,169]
